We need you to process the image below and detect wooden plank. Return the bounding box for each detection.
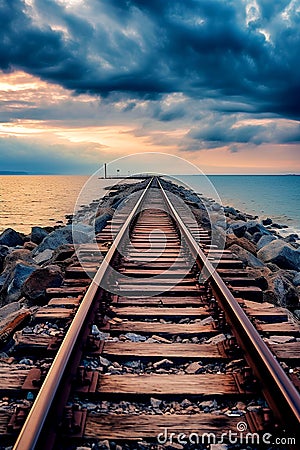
[119,268,195,277]
[116,278,197,286]
[14,331,53,349]
[46,287,87,297]
[116,296,203,306]
[103,342,223,358]
[229,286,263,302]
[34,307,75,320]
[255,322,300,335]
[123,263,189,269]
[269,342,300,360]
[63,279,90,287]
[98,374,237,395]
[85,413,242,439]
[48,297,81,307]
[217,268,248,277]
[115,284,199,291]
[109,321,215,335]
[212,260,243,268]
[0,412,12,436]
[223,277,259,286]
[0,366,30,392]
[111,306,209,317]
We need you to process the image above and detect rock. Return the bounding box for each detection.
[31,227,49,245]
[22,265,63,302]
[51,244,75,262]
[293,273,300,287]
[181,399,192,407]
[3,249,35,272]
[199,400,217,409]
[0,301,23,319]
[94,213,112,234]
[124,360,140,368]
[23,241,37,251]
[0,228,24,247]
[225,206,238,216]
[284,234,299,243]
[0,246,9,273]
[98,440,110,450]
[229,244,264,268]
[210,445,228,450]
[272,223,288,229]
[264,271,299,307]
[124,333,146,342]
[99,356,111,367]
[228,222,247,238]
[6,263,37,302]
[257,240,300,271]
[151,334,172,343]
[206,333,226,345]
[150,397,162,408]
[245,267,272,291]
[153,359,173,369]
[185,362,202,374]
[267,335,295,344]
[32,225,91,255]
[246,221,270,236]
[257,235,277,250]
[33,249,54,264]
[226,234,257,255]
[262,218,272,225]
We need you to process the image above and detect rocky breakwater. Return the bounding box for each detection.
[161,178,300,316]
[0,179,148,343]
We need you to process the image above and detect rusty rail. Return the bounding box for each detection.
[158,177,300,433]
[13,178,153,450]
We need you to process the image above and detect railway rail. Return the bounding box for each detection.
[0,176,299,449]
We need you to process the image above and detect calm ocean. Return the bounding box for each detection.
[0,175,299,236]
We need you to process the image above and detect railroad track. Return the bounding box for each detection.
[0,176,299,449]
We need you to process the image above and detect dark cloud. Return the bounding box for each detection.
[0,0,299,119]
[0,136,107,174]
[184,115,300,150]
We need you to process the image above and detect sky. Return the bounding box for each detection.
[0,0,299,174]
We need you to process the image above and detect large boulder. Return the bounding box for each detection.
[94,213,112,234]
[6,263,37,303]
[245,266,272,290]
[257,240,300,271]
[31,226,49,245]
[257,235,277,250]
[262,218,272,226]
[0,246,9,273]
[22,265,63,302]
[0,228,24,247]
[245,221,271,236]
[32,225,91,255]
[3,249,35,273]
[229,244,265,268]
[293,273,300,287]
[263,271,299,307]
[226,234,257,255]
[228,221,247,238]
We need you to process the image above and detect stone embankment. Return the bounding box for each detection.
[0,178,299,335]
[160,179,300,316]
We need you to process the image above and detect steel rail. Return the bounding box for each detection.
[157,177,300,432]
[13,178,153,450]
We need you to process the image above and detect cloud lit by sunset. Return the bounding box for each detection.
[0,0,299,174]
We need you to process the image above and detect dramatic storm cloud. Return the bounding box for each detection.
[0,0,299,173]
